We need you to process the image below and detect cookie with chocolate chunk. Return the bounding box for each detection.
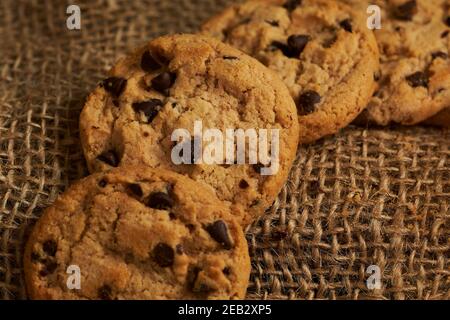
[344,0,450,125]
[24,167,250,300]
[79,34,299,226]
[202,0,379,143]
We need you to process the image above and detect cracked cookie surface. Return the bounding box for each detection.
[24,167,250,300]
[79,34,299,226]
[201,0,379,143]
[345,0,450,125]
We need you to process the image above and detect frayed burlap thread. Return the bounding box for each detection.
[0,0,449,300]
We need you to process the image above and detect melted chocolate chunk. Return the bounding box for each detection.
[43,240,57,256]
[406,71,429,88]
[98,179,107,188]
[393,0,417,21]
[205,220,233,249]
[128,184,143,197]
[39,260,57,276]
[152,243,174,267]
[102,77,127,97]
[97,150,120,167]
[132,99,163,123]
[239,179,249,189]
[284,0,301,12]
[265,20,280,27]
[298,90,321,114]
[146,192,174,210]
[445,17,450,27]
[339,19,353,32]
[151,72,176,93]
[141,50,161,72]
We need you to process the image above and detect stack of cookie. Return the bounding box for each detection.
[24,0,449,300]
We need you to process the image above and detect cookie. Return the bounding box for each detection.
[424,107,450,127]
[201,0,380,143]
[79,34,300,226]
[346,0,450,125]
[24,166,251,300]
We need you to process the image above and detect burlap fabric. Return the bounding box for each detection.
[0,0,448,300]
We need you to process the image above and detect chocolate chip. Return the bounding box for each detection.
[40,260,57,276]
[287,34,310,57]
[339,19,353,32]
[432,51,448,60]
[269,41,291,56]
[442,30,450,38]
[112,99,120,108]
[239,179,249,189]
[445,17,450,27]
[284,0,301,12]
[176,244,184,255]
[31,252,41,262]
[141,50,161,72]
[43,240,57,256]
[265,20,280,27]
[98,285,113,300]
[223,56,239,60]
[152,243,174,267]
[223,267,231,275]
[298,90,321,114]
[169,212,176,220]
[187,266,201,289]
[393,0,417,21]
[187,224,195,233]
[98,179,107,188]
[406,71,429,88]
[205,220,233,250]
[102,77,127,97]
[97,150,120,167]
[132,99,163,123]
[270,35,310,58]
[146,192,174,210]
[151,72,176,93]
[128,184,143,197]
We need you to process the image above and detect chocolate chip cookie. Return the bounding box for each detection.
[346,0,450,125]
[424,107,450,127]
[201,0,380,143]
[24,167,250,300]
[79,34,300,226]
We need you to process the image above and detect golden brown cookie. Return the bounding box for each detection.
[346,0,450,125]
[79,34,299,226]
[24,167,251,300]
[424,107,450,127]
[202,0,379,143]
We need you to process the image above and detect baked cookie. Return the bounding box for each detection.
[424,107,450,127]
[24,166,250,300]
[346,0,450,125]
[80,34,299,226]
[201,0,379,143]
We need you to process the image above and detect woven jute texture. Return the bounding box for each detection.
[0,0,449,300]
